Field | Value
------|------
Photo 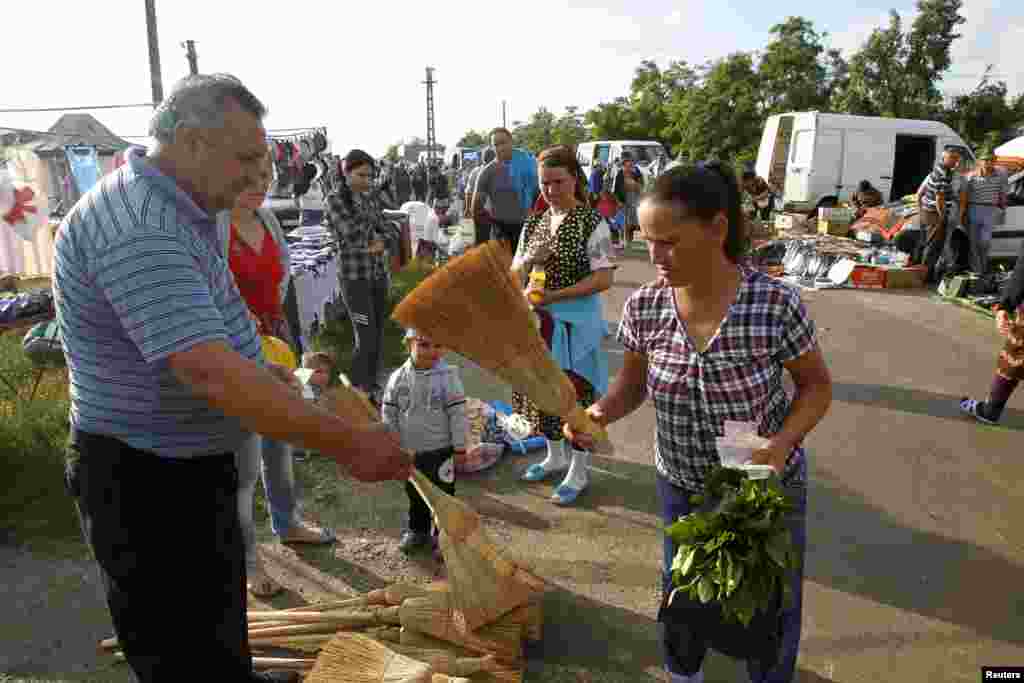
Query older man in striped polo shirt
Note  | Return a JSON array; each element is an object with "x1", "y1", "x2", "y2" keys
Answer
[
  {"x1": 959, "y1": 149, "x2": 1009, "y2": 275},
  {"x1": 917, "y1": 147, "x2": 962, "y2": 284},
  {"x1": 53, "y1": 74, "x2": 410, "y2": 682}
]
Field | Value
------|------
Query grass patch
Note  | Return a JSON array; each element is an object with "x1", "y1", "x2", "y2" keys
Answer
[
  {"x1": 312, "y1": 260, "x2": 435, "y2": 386},
  {"x1": 0, "y1": 333, "x2": 79, "y2": 552}
]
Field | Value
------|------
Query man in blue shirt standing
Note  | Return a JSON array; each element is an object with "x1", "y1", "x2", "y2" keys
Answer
[
  {"x1": 54, "y1": 74, "x2": 410, "y2": 682},
  {"x1": 471, "y1": 127, "x2": 538, "y2": 254}
]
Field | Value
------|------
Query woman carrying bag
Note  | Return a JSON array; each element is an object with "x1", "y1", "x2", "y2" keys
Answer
[{"x1": 566, "y1": 164, "x2": 832, "y2": 682}]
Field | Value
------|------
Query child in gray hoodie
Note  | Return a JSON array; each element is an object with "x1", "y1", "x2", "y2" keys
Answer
[{"x1": 382, "y1": 329, "x2": 467, "y2": 553}]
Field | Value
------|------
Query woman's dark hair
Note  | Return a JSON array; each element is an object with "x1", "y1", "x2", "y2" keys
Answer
[
  {"x1": 858, "y1": 180, "x2": 872, "y2": 193},
  {"x1": 537, "y1": 145, "x2": 588, "y2": 204},
  {"x1": 343, "y1": 149, "x2": 375, "y2": 175},
  {"x1": 483, "y1": 148, "x2": 496, "y2": 164},
  {"x1": 741, "y1": 169, "x2": 756, "y2": 181},
  {"x1": 648, "y1": 162, "x2": 746, "y2": 263}
]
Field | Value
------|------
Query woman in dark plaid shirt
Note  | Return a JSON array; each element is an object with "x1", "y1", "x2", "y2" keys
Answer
[
  {"x1": 567, "y1": 164, "x2": 832, "y2": 683},
  {"x1": 324, "y1": 149, "x2": 402, "y2": 400}
]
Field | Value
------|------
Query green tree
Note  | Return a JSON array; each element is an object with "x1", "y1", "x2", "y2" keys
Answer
[
  {"x1": 553, "y1": 106, "x2": 588, "y2": 147},
  {"x1": 384, "y1": 143, "x2": 400, "y2": 162},
  {"x1": 511, "y1": 107, "x2": 558, "y2": 153},
  {"x1": 584, "y1": 98, "x2": 636, "y2": 141},
  {"x1": 457, "y1": 130, "x2": 489, "y2": 148},
  {"x1": 665, "y1": 53, "x2": 763, "y2": 163},
  {"x1": 758, "y1": 17, "x2": 829, "y2": 114},
  {"x1": 943, "y1": 72, "x2": 1021, "y2": 148},
  {"x1": 835, "y1": 0, "x2": 965, "y2": 118}
]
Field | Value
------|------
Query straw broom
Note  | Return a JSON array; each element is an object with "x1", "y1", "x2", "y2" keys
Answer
[
  {"x1": 326, "y1": 374, "x2": 546, "y2": 634},
  {"x1": 384, "y1": 644, "x2": 499, "y2": 677},
  {"x1": 306, "y1": 632, "x2": 433, "y2": 683},
  {"x1": 111, "y1": 652, "x2": 315, "y2": 671},
  {"x1": 399, "y1": 593, "x2": 524, "y2": 662},
  {"x1": 391, "y1": 240, "x2": 610, "y2": 450},
  {"x1": 248, "y1": 606, "x2": 400, "y2": 639},
  {"x1": 406, "y1": 473, "x2": 545, "y2": 633}
]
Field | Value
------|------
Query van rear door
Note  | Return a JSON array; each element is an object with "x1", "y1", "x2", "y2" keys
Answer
[
  {"x1": 841, "y1": 130, "x2": 895, "y2": 201},
  {"x1": 785, "y1": 128, "x2": 816, "y2": 203}
]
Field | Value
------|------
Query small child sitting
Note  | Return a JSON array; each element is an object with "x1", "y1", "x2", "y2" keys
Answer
[{"x1": 382, "y1": 329, "x2": 467, "y2": 554}]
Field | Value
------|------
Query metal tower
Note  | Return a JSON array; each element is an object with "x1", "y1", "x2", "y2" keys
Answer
[{"x1": 423, "y1": 67, "x2": 437, "y2": 163}]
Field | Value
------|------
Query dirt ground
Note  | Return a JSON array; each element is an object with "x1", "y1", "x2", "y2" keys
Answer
[{"x1": 2, "y1": 245, "x2": 1023, "y2": 682}]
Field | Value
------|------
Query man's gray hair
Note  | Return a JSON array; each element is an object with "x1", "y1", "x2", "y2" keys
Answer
[{"x1": 149, "y1": 73, "x2": 267, "y2": 144}]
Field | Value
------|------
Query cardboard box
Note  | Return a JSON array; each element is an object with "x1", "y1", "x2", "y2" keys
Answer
[
  {"x1": 848, "y1": 265, "x2": 886, "y2": 289},
  {"x1": 775, "y1": 213, "x2": 808, "y2": 231},
  {"x1": 881, "y1": 265, "x2": 927, "y2": 289},
  {"x1": 818, "y1": 219, "x2": 852, "y2": 237}
]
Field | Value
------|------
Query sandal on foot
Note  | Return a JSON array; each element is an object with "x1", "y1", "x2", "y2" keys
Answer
[
  {"x1": 280, "y1": 521, "x2": 336, "y2": 545},
  {"x1": 959, "y1": 397, "x2": 998, "y2": 425},
  {"x1": 247, "y1": 566, "x2": 283, "y2": 598}
]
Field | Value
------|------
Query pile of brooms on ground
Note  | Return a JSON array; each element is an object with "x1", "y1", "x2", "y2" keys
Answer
[{"x1": 99, "y1": 241, "x2": 611, "y2": 681}]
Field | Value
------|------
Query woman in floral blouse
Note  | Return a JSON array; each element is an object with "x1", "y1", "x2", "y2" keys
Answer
[
  {"x1": 567, "y1": 163, "x2": 832, "y2": 682},
  {"x1": 512, "y1": 145, "x2": 615, "y2": 506}
]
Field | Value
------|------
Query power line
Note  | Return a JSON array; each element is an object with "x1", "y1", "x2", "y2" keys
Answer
[{"x1": 0, "y1": 103, "x2": 154, "y2": 114}]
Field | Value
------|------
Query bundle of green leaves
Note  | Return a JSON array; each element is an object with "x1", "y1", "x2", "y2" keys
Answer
[{"x1": 666, "y1": 466, "x2": 796, "y2": 627}]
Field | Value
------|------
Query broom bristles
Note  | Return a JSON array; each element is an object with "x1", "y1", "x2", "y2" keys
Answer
[
  {"x1": 408, "y1": 469, "x2": 480, "y2": 542},
  {"x1": 399, "y1": 593, "x2": 524, "y2": 662},
  {"x1": 392, "y1": 241, "x2": 610, "y2": 447},
  {"x1": 438, "y1": 529, "x2": 539, "y2": 634},
  {"x1": 307, "y1": 633, "x2": 433, "y2": 683}
]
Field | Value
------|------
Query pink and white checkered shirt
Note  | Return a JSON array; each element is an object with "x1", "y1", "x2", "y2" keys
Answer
[{"x1": 617, "y1": 267, "x2": 817, "y2": 492}]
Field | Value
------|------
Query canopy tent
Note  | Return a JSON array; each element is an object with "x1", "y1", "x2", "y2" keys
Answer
[{"x1": 995, "y1": 136, "x2": 1024, "y2": 158}]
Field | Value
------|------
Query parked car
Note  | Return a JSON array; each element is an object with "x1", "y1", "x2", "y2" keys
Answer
[
  {"x1": 756, "y1": 112, "x2": 974, "y2": 214},
  {"x1": 577, "y1": 140, "x2": 667, "y2": 181}
]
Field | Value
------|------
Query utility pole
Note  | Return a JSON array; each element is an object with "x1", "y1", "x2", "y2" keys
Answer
[
  {"x1": 183, "y1": 40, "x2": 198, "y2": 76},
  {"x1": 423, "y1": 67, "x2": 437, "y2": 164},
  {"x1": 144, "y1": 0, "x2": 164, "y2": 106},
  {"x1": 502, "y1": 101, "x2": 507, "y2": 129}
]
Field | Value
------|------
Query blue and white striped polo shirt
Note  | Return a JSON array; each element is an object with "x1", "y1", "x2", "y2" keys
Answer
[{"x1": 53, "y1": 147, "x2": 262, "y2": 458}]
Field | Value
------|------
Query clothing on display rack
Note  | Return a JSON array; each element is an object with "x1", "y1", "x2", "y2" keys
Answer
[{"x1": 65, "y1": 146, "x2": 102, "y2": 195}]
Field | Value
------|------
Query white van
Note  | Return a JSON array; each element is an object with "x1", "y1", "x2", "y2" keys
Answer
[
  {"x1": 756, "y1": 112, "x2": 974, "y2": 213},
  {"x1": 577, "y1": 140, "x2": 667, "y2": 180}
]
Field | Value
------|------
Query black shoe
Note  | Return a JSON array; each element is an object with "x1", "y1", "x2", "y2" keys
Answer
[
  {"x1": 399, "y1": 530, "x2": 430, "y2": 553},
  {"x1": 253, "y1": 671, "x2": 302, "y2": 683}
]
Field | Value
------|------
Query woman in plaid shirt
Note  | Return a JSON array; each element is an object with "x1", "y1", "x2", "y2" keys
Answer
[
  {"x1": 324, "y1": 149, "x2": 402, "y2": 401},
  {"x1": 567, "y1": 163, "x2": 832, "y2": 683}
]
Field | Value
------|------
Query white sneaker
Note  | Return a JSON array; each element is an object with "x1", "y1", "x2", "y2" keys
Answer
[
  {"x1": 522, "y1": 439, "x2": 570, "y2": 481},
  {"x1": 552, "y1": 449, "x2": 591, "y2": 505}
]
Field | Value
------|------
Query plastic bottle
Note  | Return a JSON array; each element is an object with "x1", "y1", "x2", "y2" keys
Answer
[{"x1": 528, "y1": 266, "x2": 547, "y2": 306}]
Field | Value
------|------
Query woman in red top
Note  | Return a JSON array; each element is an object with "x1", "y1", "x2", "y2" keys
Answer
[{"x1": 224, "y1": 153, "x2": 335, "y2": 599}]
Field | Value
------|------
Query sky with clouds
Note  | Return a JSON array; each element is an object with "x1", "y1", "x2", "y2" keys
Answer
[{"x1": 3, "y1": 0, "x2": 1021, "y2": 156}]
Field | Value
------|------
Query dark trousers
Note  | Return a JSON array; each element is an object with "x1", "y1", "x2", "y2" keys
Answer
[
  {"x1": 492, "y1": 219, "x2": 524, "y2": 256},
  {"x1": 657, "y1": 471, "x2": 807, "y2": 682},
  {"x1": 475, "y1": 219, "x2": 492, "y2": 246},
  {"x1": 405, "y1": 447, "x2": 456, "y2": 534},
  {"x1": 339, "y1": 277, "x2": 389, "y2": 393},
  {"x1": 919, "y1": 209, "x2": 947, "y2": 283},
  {"x1": 65, "y1": 430, "x2": 256, "y2": 682}
]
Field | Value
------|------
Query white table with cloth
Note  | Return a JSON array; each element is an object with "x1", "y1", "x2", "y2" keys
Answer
[{"x1": 287, "y1": 226, "x2": 340, "y2": 350}]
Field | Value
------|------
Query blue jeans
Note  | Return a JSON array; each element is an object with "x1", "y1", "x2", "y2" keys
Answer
[
  {"x1": 236, "y1": 434, "x2": 299, "y2": 568},
  {"x1": 657, "y1": 465, "x2": 807, "y2": 683}
]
